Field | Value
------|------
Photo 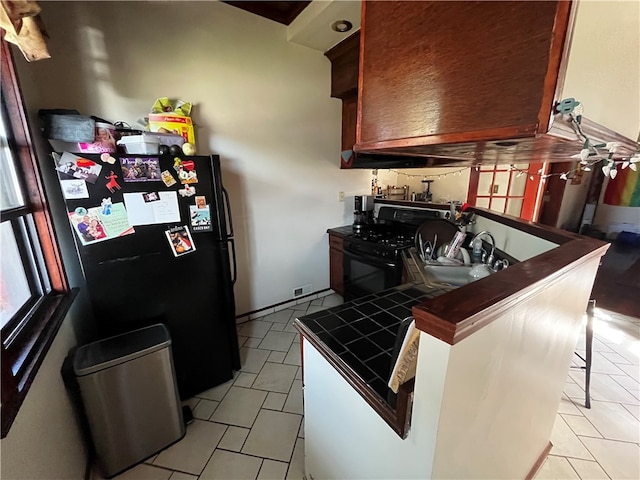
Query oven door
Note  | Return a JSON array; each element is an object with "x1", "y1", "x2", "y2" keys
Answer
[{"x1": 343, "y1": 245, "x2": 402, "y2": 301}]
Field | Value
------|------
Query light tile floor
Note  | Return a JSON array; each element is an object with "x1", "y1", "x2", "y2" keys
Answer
[
  {"x1": 535, "y1": 308, "x2": 640, "y2": 480},
  {"x1": 107, "y1": 295, "x2": 639, "y2": 480}
]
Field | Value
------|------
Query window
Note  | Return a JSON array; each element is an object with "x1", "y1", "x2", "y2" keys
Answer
[
  {"x1": 1, "y1": 39, "x2": 77, "y2": 438},
  {"x1": 467, "y1": 162, "x2": 545, "y2": 221}
]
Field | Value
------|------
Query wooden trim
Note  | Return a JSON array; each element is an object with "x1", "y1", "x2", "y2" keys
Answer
[
  {"x1": 298, "y1": 334, "x2": 304, "y2": 385},
  {"x1": 324, "y1": 30, "x2": 360, "y2": 61},
  {"x1": 1, "y1": 38, "x2": 78, "y2": 438},
  {"x1": 537, "y1": 1, "x2": 573, "y2": 132},
  {"x1": 355, "y1": 124, "x2": 539, "y2": 153},
  {"x1": 355, "y1": 0, "x2": 367, "y2": 146},
  {"x1": 295, "y1": 319, "x2": 414, "y2": 439},
  {"x1": 552, "y1": 0, "x2": 580, "y2": 117},
  {"x1": 526, "y1": 442, "x2": 553, "y2": 480},
  {"x1": 412, "y1": 238, "x2": 608, "y2": 345},
  {"x1": 235, "y1": 288, "x2": 332, "y2": 321},
  {"x1": 1, "y1": 288, "x2": 79, "y2": 438},
  {"x1": 1, "y1": 41, "x2": 68, "y2": 292},
  {"x1": 466, "y1": 167, "x2": 480, "y2": 205},
  {"x1": 326, "y1": 33, "x2": 360, "y2": 100},
  {"x1": 537, "y1": 161, "x2": 572, "y2": 227},
  {"x1": 547, "y1": 115, "x2": 638, "y2": 157},
  {"x1": 520, "y1": 162, "x2": 544, "y2": 221}
]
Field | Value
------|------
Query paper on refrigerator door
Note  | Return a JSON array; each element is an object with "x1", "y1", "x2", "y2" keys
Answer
[{"x1": 123, "y1": 191, "x2": 181, "y2": 225}]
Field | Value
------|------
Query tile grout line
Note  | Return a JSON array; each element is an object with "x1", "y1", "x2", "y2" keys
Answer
[{"x1": 560, "y1": 412, "x2": 606, "y2": 441}]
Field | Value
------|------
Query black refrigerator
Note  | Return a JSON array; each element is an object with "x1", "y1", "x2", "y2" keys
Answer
[{"x1": 54, "y1": 152, "x2": 240, "y2": 399}]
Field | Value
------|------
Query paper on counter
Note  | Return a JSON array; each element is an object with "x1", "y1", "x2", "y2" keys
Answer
[{"x1": 123, "y1": 191, "x2": 181, "y2": 226}]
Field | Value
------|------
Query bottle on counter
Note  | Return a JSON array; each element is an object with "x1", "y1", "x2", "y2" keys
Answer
[{"x1": 472, "y1": 236, "x2": 483, "y2": 262}]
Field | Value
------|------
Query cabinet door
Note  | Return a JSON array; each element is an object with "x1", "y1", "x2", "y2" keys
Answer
[
  {"x1": 342, "y1": 94, "x2": 358, "y2": 153},
  {"x1": 357, "y1": 1, "x2": 569, "y2": 150},
  {"x1": 329, "y1": 235, "x2": 344, "y2": 295}
]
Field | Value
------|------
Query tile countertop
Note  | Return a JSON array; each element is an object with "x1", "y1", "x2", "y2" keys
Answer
[
  {"x1": 326, "y1": 225, "x2": 354, "y2": 237},
  {"x1": 295, "y1": 282, "x2": 449, "y2": 407}
]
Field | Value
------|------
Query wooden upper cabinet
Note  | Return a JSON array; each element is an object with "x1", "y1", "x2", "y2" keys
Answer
[
  {"x1": 357, "y1": 1, "x2": 571, "y2": 151},
  {"x1": 325, "y1": 31, "x2": 360, "y2": 100},
  {"x1": 326, "y1": 32, "x2": 361, "y2": 165}
]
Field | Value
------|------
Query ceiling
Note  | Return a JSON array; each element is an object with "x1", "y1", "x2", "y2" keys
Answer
[
  {"x1": 221, "y1": 1, "x2": 312, "y2": 25},
  {"x1": 222, "y1": 0, "x2": 362, "y2": 52}
]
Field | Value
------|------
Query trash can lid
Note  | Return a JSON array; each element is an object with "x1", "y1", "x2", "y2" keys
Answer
[{"x1": 74, "y1": 323, "x2": 172, "y2": 376}]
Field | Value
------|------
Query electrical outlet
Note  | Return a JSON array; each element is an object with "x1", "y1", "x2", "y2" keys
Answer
[{"x1": 338, "y1": 191, "x2": 345, "y2": 202}]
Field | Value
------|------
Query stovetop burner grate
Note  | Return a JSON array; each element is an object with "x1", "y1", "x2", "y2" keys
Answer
[{"x1": 348, "y1": 225, "x2": 416, "y2": 251}]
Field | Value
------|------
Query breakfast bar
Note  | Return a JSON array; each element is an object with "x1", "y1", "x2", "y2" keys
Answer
[{"x1": 295, "y1": 207, "x2": 609, "y2": 480}]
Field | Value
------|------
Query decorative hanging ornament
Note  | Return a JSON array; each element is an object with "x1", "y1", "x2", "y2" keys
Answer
[
  {"x1": 560, "y1": 172, "x2": 568, "y2": 181},
  {"x1": 609, "y1": 167, "x2": 618, "y2": 179},
  {"x1": 570, "y1": 148, "x2": 591, "y2": 163},
  {"x1": 630, "y1": 163, "x2": 637, "y2": 172},
  {"x1": 606, "y1": 142, "x2": 621, "y2": 153},
  {"x1": 602, "y1": 163, "x2": 611, "y2": 177},
  {"x1": 555, "y1": 97, "x2": 580, "y2": 114},
  {"x1": 622, "y1": 161, "x2": 630, "y2": 170}
]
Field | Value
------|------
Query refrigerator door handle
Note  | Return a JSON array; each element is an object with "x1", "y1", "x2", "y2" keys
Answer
[
  {"x1": 222, "y1": 187, "x2": 234, "y2": 238},
  {"x1": 228, "y1": 238, "x2": 237, "y2": 285}
]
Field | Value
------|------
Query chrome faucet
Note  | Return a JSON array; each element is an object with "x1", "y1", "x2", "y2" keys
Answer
[{"x1": 471, "y1": 231, "x2": 496, "y2": 266}]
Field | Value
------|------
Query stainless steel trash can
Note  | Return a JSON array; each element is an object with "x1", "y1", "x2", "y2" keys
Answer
[{"x1": 74, "y1": 324, "x2": 185, "y2": 478}]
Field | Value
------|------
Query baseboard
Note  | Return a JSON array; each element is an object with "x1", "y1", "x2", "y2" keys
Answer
[
  {"x1": 525, "y1": 441, "x2": 553, "y2": 480},
  {"x1": 235, "y1": 288, "x2": 334, "y2": 324}
]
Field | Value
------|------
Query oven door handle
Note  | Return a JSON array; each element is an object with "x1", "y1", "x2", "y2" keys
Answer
[{"x1": 343, "y1": 247, "x2": 398, "y2": 269}]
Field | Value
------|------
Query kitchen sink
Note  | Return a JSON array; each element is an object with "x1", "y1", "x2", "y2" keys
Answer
[
  {"x1": 423, "y1": 262, "x2": 495, "y2": 287},
  {"x1": 423, "y1": 264, "x2": 474, "y2": 287}
]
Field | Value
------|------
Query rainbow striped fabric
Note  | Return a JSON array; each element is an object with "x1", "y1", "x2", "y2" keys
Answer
[{"x1": 604, "y1": 167, "x2": 640, "y2": 207}]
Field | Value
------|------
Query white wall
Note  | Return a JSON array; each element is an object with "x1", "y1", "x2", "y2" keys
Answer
[
  {"x1": 376, "y1": 167, "x2": 470, "y2": 203},
  {"x1": 17, "y1": 1, "x2": 370, "y2": 315},
  {"x1": 303, "y1": 337, "x2": 450, "y2": 479},
  {"x1": 562, "y1": 1, "x2": 640, "y2": 141},
  {"x1": 594, "y1": 204, "x2": 640, "y2": 237},
  {"x1": 557, "y1": 170, "x2": 592, "y2": 231},
  {"x1": 562, "y1": 0, "x2": 640, "y2": 235},
  {"x1": 470, "y1": 215, "x2": 558, "y2": 261},
  {"x1": 0, "y1": 317, "x2": 87, "y2": 480}
]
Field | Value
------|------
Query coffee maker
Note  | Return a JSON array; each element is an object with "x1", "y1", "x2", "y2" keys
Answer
[{"x1": 353, "y1": 195, "x2": 374, "y2": 233}]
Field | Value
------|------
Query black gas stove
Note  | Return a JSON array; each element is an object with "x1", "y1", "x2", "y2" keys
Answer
[
  {"x1": 345, "y1": 207, "x2": 443, "y2": 256},
  {"x1": 342, "y1": 207, "x2": 445, "y2": 300},
  {"x1": 345, "y1": 227, "x2": 415, "y2": 260}
]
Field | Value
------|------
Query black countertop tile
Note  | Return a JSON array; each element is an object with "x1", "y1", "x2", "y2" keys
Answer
[
  {"x1": 329, "y1": 325, "x2": 361, "y2": 344},
  {"x1": 370, "y1": 310, "x2": 401, "y2": 330},
  {"x1": 337, "y1": 308, "x2": 366, "y2": 323},
  {"x1": 327, "y1": 225, "x2": 354, "y2": 238},
  {"x1": 368, "y1": 329, "x2": 396, "y2": 350},
  {"x1": 351, "y1": 318, "x2": 384, "y2": 336},
  {"x1": 297, "y1": 281, "x2": 448, "y2": 409},
  {"x1": 346, "y1": 337, "x2": 380, "y2": 362},
  {"x1": 353, "y1": 302, "x2": 381, "y2": 316}
]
